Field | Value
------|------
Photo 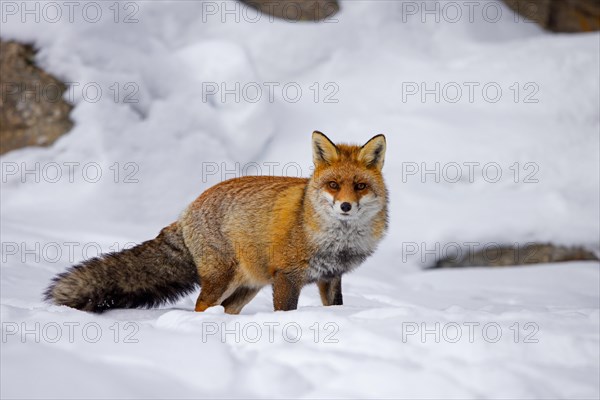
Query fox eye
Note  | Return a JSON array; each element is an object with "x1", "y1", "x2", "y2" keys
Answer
[
  {"x1": 355, "y1": 183, "x2": 367, "y2": 191},
  {"x1": 328, "y1": 181, "x2": 339, "y2": 190}
]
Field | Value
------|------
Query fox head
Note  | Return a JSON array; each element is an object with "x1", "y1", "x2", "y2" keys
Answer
[{"x1": 309, "y1": 131, "x2": 387, "y2": 222}]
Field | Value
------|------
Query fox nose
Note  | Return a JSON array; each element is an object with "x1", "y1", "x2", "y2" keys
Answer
[{"x1": 340, "y1": 202, "x2": 352, "y2": 212}]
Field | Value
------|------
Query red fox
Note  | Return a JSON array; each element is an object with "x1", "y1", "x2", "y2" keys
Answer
[{"x1": 45, "y1": 132, "x2": 388, "y2": 313}]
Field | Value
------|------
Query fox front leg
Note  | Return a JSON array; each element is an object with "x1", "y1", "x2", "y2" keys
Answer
[
  {"x1": 318, "y1": 275, "x2": 343, "y2": 306},
  {"x1": 272, "y1": 270, "x2": 303, "y2": 311}
]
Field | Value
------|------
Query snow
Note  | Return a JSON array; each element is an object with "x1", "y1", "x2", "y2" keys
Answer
[{"x1": 1, "y1": 0, "x2": 599, "y2": 398}]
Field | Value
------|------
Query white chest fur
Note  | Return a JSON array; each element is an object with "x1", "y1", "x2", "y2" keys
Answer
[{"x1": 307, "y1": 219, "x2": 379, "y2": 281}]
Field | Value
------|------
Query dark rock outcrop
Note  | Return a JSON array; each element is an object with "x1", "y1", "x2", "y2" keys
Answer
[
  {"x1": 503, "y1": 0, "x2": 600, "y2": 32},
  {"x1": 434, "y1": 243, "x2": 599, "y2": 268},
  {"x1": 0, "y1": 40, "x2": 73, "y2": 155},
  {"x1": 239, "y1": 0, "x2": 339, "y2": 21}
]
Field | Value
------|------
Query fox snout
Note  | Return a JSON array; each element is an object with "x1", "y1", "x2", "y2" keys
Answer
[
  {"x1": 334, "y1": 199, "x2": 357, "y2": 217},
  {"x1": 340, "y1": 202, "x2": 352, "y2": 213},
  {"x1": 323, "y1": 187, "x2": 384, "y2": 221}
]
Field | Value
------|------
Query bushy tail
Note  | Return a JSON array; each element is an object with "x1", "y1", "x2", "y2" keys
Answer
[{"x1": 44, "y1": 222, "x2": 199, "y2": 312}]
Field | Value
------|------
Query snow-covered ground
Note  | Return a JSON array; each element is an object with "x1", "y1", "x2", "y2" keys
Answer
[{"x1": 1, "y1": 1, "x2": 599, "y2": 398}]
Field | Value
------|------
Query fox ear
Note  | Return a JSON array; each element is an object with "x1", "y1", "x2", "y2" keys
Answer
[
  {"x1": 312, "y1": 131, "x2": 339, "y2": 166},
  {"x1": 359, "y1": 134, "x2": 386, "y2": 170}
]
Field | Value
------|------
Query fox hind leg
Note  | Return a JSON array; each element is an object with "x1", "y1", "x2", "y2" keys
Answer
[
  {"x1": 221, "y1": 286, "x2": 260, "y2": 315},
  {"x1": 193, "y1": 248, "x2": 237, "y2": 312},
  {"x1": 195, "y1": 279, "x2": 236, "y2": 312}
]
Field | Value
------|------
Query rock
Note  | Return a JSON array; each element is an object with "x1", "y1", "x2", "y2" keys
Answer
[
  {"x1": 239, "y1": 0, "x2": 339, "y2": 21},
  {"x1": 0, "y1": 40, "x2": 73, "y2": 155},
  {"x1": 503, "y1": 0, "x2": 600, "y2": 32},
  {"x1": 434, "y1": 243, "x2": 599, "y2": 268}
]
